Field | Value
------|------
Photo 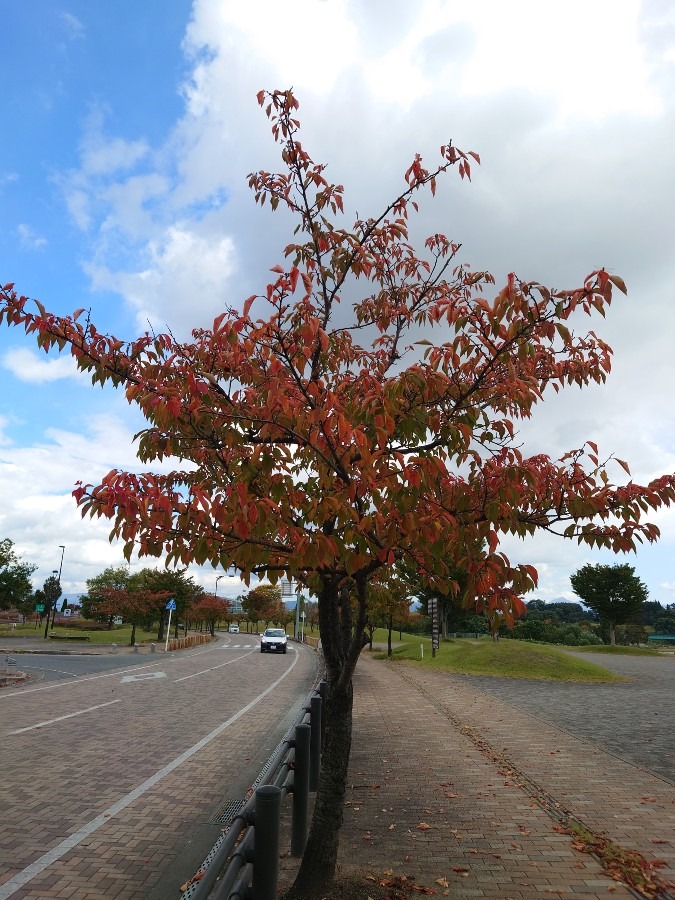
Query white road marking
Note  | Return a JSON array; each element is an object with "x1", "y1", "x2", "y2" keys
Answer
[
  {"x1": 0, "y1": 652, "x2": 299, "y2": 899},
  {"x1": 8, "y1": 700, "x2": 122, "y2": 735},
  {"x1": 173, "y1": 647, "x2": 257, "y2": 682},
  {"x1": 0, "y1": 642, "x2": 230, "y2": 700},
  {"x1": 0, "y1": 659, "x2": 173, "y2": 699},
  {"x1": 120, "y1": 672, "x2": 167, "y2": 683},
  {"x1": 18, "y1": 665, "x2": 79, "y2": 677}
]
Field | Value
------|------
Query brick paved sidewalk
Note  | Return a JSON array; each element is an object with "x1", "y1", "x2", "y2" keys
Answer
[{"x1": 302, "y1": 654, "x2": 674, "y2": 899}]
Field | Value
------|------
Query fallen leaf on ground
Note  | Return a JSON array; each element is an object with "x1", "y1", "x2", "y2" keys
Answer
[{"x1": 179, "y1": 871, "x2": 204, "y2": 892}]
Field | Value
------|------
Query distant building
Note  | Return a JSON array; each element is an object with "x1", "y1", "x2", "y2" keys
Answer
[{"x1": 228, "y1": 596, "x2": 244, "y2": 614}]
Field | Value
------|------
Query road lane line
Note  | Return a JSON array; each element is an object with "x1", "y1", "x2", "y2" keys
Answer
[
  {"x1": 173, "y1": 647, "x2": 258, "y2": 682},
  {"x1": 9, "y1": 700, "x2": 122, "y2": 734},
  {"x1": 18, "y1": 664, "x2": 79, "y2": 677},
  {"x1": 0, "y1": 659, "x2": 173, "y2": 698},
  {"x1": 0, "y1": 651, "x2": 299, "y2": 899},
  {"x1": 0, "y1": 642, "x2": 228, "y2": 700}
]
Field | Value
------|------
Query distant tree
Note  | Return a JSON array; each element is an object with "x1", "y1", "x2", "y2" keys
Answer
[
  {"x1": 654, "y1": 606, "x2": 675, "y2": 635},
  {"x1": 398, "y1": 545, "x2": 484, "y2": 639},
  {"x1": 81, "y1": 566, "x2": 131, "y2": 624},
  {"x1": 365, "y1": 574, "x2": 412, "y2": 656},
  {"x1": 570, "y1": 563, "x2": 648, "y2": 645},
  {"x1": 133, "y1": 567, "x2": 203, "y2": 639},
  {"x1": 0, "y1": 538, "x2": 36, "y2": 612},
  {"x1": 42, "y1": 575, "x2": 62, "y2": 639},
  {"x1": 190, "y1": 594, "x2": 230, "y2": 636},
  {"x1": 640, "y1": 600, "x2": 668, "y2": 628},
  {"x1": 524, "y1": 599, "x2": 590, "y2": 623},
  {"x1": 95, "y1": 586, "x2": 170, "y2": 646},
  {"x1": 242, "y1": 584, "x2": 282, "y2": 629},
  {"x1": 305, "y1": 600, "x2": 318, "y2": 633},
  {"x1": 526, "y1": 599, "x2": 546, "y2": 616}
]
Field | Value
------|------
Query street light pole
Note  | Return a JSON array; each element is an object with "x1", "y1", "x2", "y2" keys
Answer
[
  {"x1": 43, "y1": 546, "x2": 65, "y2": 639},
  {"x1": 51, "y1": 545, "x2": 65, "y2": 628},
  {"x1": 215, "y1": 575, "x2": 224, "y2": 597}
]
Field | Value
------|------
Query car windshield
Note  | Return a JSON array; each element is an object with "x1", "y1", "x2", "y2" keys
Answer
[{"x1": 265, "y1": 629, "x2": 286, "y2": 637}]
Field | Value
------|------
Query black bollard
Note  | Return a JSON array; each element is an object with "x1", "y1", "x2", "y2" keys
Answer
[
  {"x1": 291, "y1": 723, "x2": 311, "y2": 857},
  {"x1": 309, "y1": 694, "x2": 322, "y2": 791},
  {"x1": 252, "y1": 785, "x2": 281, "y2": 900}
]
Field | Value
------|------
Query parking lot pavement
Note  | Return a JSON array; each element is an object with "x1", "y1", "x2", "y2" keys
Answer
[{"x1": 454, "y1": 651, "x2": 675, "y2": 783}]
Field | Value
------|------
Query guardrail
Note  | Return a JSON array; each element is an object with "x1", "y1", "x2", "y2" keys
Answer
[{"x1": 183, "y1": 678, "x2": 326, "y2": 900}]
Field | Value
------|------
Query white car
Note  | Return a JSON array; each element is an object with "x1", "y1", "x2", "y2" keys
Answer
[
  {"x1": 228, "y1": 624, "x2": 239, "y2": 633},
  {"x1": 260, "y1": 628, "x2": 287, "y2": 653}
]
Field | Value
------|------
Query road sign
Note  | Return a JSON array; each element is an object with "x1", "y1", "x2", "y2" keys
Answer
[
  {"x1": 35, "y1": 604, "x2": 45, "y2": 613},
  {"x1": 166, "y1": 599, "x2": 176, "y2": 610}
]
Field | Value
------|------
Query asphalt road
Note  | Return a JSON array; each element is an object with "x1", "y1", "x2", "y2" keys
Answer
[
  {"x1": 0, "y1": 637, "x2": 318, "y2": 899},
  {"x1": 2, "y1": 635, "x2": 264, "y2": 683}
]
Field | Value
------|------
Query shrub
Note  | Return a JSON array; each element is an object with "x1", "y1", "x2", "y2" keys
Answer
[{"x1": 509, "y1": 620, "x2": 602, "y2": 646}]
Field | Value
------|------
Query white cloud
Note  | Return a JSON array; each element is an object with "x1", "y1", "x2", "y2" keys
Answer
[
  {"x1": 17, "y1": 224, "x2": 48, "y2": 250},
  {"x1": 1, "y1": 171, "x2": 19, "y2": 192},
  {"x1": 1, "y1": 348, "x2": 86, "y2": 383},
  {"x1": 86, "y1": 223, "x2": 236, "y2": 331},
  {"x1": 60, "y1": 11, "x2": 85, "y2": 41},
  {"x1": 0, "y1": 412, "x2": 211, "y2": 594},
  {"x1": 80, "y1": 111, "x2": 149, "y2": 177}
]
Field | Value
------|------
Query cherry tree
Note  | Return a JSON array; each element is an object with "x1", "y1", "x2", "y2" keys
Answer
[{"x1": 2, "y1": 89, "x2": 674, "y2": 896}]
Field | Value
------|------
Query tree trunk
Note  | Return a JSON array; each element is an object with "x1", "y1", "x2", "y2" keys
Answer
[
  {"x1": 387, "y1": 614, "x2": 393, "y2": 657},
  {"x1": 130, "y1": 623, "x2": 136, "y2": 647},
  {"x1": 157, "y1": 613, "x2": 165, "y2": 643},
  {"x1": 286, "y1": 677, "x2": 354, "y2": 898},
  {"x1": 287, "y1": 575, "x2": 367, "y2": 898},
  {"x1": 609, "y1": 621, "x2": 616, "y2": 645}
]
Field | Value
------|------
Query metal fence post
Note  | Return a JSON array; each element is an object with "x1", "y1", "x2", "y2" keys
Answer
[
  {"x1": 291, "y1": 723, "x2": 311, "y2": 857},
  {"x1": 252, "y1": 785, "x2": 281, "y2": 900},
  {"x1": 309, "y1": 694, "x2": 322, "y2": 791}
]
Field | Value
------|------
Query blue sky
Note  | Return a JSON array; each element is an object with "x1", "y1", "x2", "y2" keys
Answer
[{"x1": 2, "y1": 1, "x2": 675, "y2": 607}]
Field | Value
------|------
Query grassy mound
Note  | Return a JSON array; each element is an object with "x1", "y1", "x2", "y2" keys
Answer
[{"x1": 370, "y1": 633, "x2": 627, "y2": 682}]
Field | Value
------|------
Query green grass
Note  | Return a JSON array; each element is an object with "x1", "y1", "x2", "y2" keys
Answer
[
  {"x1": 367, "y1": 631, "x2": 627, "y2": 682},
  {"x1": 0, "y1": 623, "x2": 161, "y2": 644}
]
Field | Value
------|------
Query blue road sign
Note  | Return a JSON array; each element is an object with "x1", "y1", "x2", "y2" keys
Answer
[{"x1": 166, "y1": 598, "x2": 177, "y2": 610}]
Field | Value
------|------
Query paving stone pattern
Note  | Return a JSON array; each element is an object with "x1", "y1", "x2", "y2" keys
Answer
[
  {"x1": 0, "y1": 641, "x2": 318, "y2": 899},
  {"x1": 455, "y1": 651, "x2": 675, "y2": 784},
  {"x1": 326, "y1": 655, "x2": 674, "y2": 899},
  {"x1": 3, "y1": 642, "x2": 675, "y2": 898}
]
